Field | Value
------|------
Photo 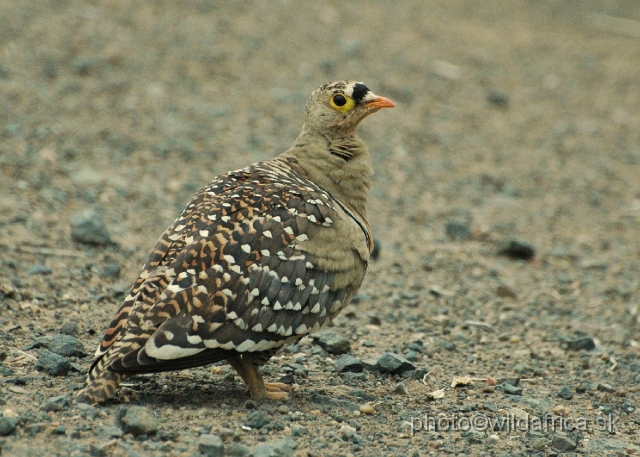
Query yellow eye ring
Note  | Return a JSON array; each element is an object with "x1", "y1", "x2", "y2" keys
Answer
[{"x1": 330, "y1": 93, "x2": 356, "y2": 112}]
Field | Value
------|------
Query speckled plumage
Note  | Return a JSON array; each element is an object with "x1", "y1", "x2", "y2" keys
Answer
[{"x1": 76, "y1": 81, "x2": 394, "y2": 404}]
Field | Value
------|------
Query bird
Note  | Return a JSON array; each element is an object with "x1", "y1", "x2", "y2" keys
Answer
[{"x1": 76, "y1": 80, "x2": 395, "y2": 404}]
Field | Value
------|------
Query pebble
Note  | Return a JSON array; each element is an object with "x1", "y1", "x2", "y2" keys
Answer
[
  {"x1": 597, "y1": 383, "x2": 614, "y2": 393},
  {"x1": 500, "y1": 240, "x2": 535, "y2": 260},
  {"x1": 359, "y1": 404, "x2": 374, "y2": 414},
  {"x1": 42, "y1": 395, "x2": 72, "y2": 412},
  {"x1": 445, "y1": 220, "x2": 471, "y2": 241},
  {"x1": 227, "y1": 442, "x2": 251, "y2": 456},
  {"x1": 69, "y1": 209, "x2": 113, "y2": 245},
  {"x1": 552, "y1": 434, "x2": 577, "y2": 452},
  {"x1": 245, "y1": 410, "x2": 270, "y2": 429},
  {"x1": 565, "y1": 335, "x2": 596, "y2": 351},
  {"x1": 335, "y1": 354, "x2": 363, "y2": 373},
  {"x1": 102, "y1": 263, "x2": 121, "y2": 278},
  {"x1": 487, "y1": 88, "x2": 509, "y2": 107},
  {"x1": 0, "y1": 417, "x2": 17, "y2": 436},
  {"x1": 291, "y1": 424, "x2": 308, "y2": 436},
  {"x1": 58, "y1": 322, "x2": 78, "y2": 336},
  {"x1": 498, "y1": 382, "x2": 523, "y2": 395},
  {"x1": 313, "y1": 332, "x2": 351, "y2": 355},
  {"x1": 28, "y1": 264, "x2": 52, "y2": 275},
  {"x1": 557, "y1": 385, "x2": 573, "y2": 400},
  {"x1": 48, "y1": 334, "x2": 87, "y2": 357},
  {"x1": 371, "y1": 237, "x2": 381, "y2": 261},
  {"x1": 35, "y1": 350, "x2": 70, "y2": 376},
  {"x1": 251, "y1": 439, "x2": 295, "y2": 457},
  {"x1": 377, "y1": 352, "x2": 415, "y2": 374},
  {"x1": 197, "y1": 434, "x2": 224, "y2": 457},
  {"x1": 395, "y1": 382, "x2": 409, "y2": 395},
  {"x1": 119, "y1": 406, "x2": 158, "y2": 436}
]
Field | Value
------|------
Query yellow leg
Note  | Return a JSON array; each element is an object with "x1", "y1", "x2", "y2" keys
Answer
[{"x1": 227, "y1": 356, "x2": 289, "y2": 400}]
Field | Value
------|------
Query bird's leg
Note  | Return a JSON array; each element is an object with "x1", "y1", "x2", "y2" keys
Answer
[{"x1": 227, "y1": 356, "x2": 289, "y2": 400}]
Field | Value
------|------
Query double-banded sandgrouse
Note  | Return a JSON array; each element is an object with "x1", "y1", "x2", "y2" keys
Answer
[{"x1": 76, "y1": 81, "x2": 395, "y2": 404}]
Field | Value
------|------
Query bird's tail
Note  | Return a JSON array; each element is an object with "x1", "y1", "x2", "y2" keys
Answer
[{"x1": 75, "y1": 358, "x2": 128, "y2": 404}]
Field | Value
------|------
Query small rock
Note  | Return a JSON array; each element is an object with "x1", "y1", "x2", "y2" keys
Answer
[
  {"x1": 48, "y1": 334, "x2": 87, "y2": 357},
  {"x1": 565, "y1": 336, "x2": 596, "y2": 351},
  {"x1": 445, "y1": 221, "x2": 471, "y2": 241},
  {"x1": 395, "y1": 382, "x2": 409, "y2": 395},
  {"x1": 102, "y1": 263, "x2": 121, "y2": 278},
  {"x1": 251, "y1": 439, "x2": 295, "y2": 457},
  {"x1": 58, "y1": 322, "x2": 78, "y2": 336},
  {"x1": 500, "y1": 240, "x2": 535, "y2": 260},
  {"x1": 28, "y1": 264, "x2": 52, "y2": 275},
  {"x1": 487, "y1": 88, "x2": 509, "y2": 108},
  {"x1": 291, "y1": 424, "x2": 308, "y2": 436},
  {"x1": 377, "y1": 352, "x2": 415, "y2": 374},
  {"x1": 497, "y1": 382, "x2": 523, "y2": 395},
  {"x1": 51, "y1": 425, "x2": 66, "y2": 435},
  {"x1": 35, "y1": 350, "x2": 70, "y2": 376},
  {"x1": 359, "y1": 404, "x2": 374, "y2": 414},
  {"x1": 335, "y1": 355, "x2": 363, "y2": 373},
  {"x1": 42, "y1": 395, "x2": 72, "y2": 412},
  {"x1": 120, "y1": 406, "x2": 158, "y2": 436},
  {"x1": 557, "y1": 385, "x2": 573, "y2": 400},
  {"x1": 245, "y1": 410, "x2": 270, "y2": 429},
  {"x1": 597, "y1": 383, "x2": 614, "y2": 393},
  {"x1": 0, "y1": 417, "x2": 17, "y2": 436},
  {"x1": 552, "y1": 434, "x2": 577, "y2": 452},
  {"x1": 69, "y1": 209, "x2": 113, "y2": 245},
  {"x1": 198, "y1": 434, "x2": 224, "y2": 457},
  {"x1": 227, "y1": 443, "x2": 251, "y2": 456},
  {"x1": 313, "y1": 332, "x2": 351, "y2": 355},
  {"x1": 371, "y1": 237, "x2": 381, "y2": 261}
]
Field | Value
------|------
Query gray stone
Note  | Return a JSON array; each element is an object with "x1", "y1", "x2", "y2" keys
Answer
[
  {"x1": 28, "y1": 264, "x2": 52, "y2": 275},
  {"x1": 120, "y1": 406, "x2": 158, "y2": 436},
  {"x1": 48, "y1": 334, "x2": 87, "y2": 358},
  {"x1": 198, "y1": 434, "x2": 224, "y2": 457},
  {"x1": 97, "y1": 425, "x2": 124, "y2": 439},
  {"x1": 335, "y1": 354, "x2": 363, "y2": 373},
  {"x1": 498, "y1": 382, "x2": 523, "y2": 395},
  {"x1": 557, "y1": 385, "x2": 573, "y2": 400},
  {"x1": 102, "y1": 263, "x2": 121, "y2": 278},
  {"x1": 251, "y1": 439, "x2": 295, "y2": 457},
  {"x1": 583, "y1": 438, "x2": 640, "y2": 454},
  {"x1": 500, "y1": 240, "x2": 535, "y2": 260},
  {"x1": 35, "y1": 350, "x2": 70, "y2": 376},
  {"x1": 597, "y1": 383, "x2": 614, "y2": 393},
  {"x1": 313, "y1": 332, "x2": 351, "y2": 355},
  {"x1": 69, "y1": 209, "x2": 113, "y2": 245},
  {"x1": 552, "y1": 434, "x2": 577, "y2": 452},
  {"x1": 445, "y1": 220, "x2": 471, "y2": 241},
  {"x1": 245, "y1": 410, "x2": 270, "y2": 429},
  {"x1": 291, "y1": 424, "x2": 308, "y2": 436},
  {"x1": 0, "y1": 417, "x2": 17, "y2": 436},
  {"x1": 227, "y1": 442, "x2": 251, "y2": 456},
  {"x1": 59, "y1": 322, "x2": 78, "y2": 336},
  {"x1": 395, "y1": 382, "x2": 409, "y2": 395},
  {"x1": 377, "y1": 352, "x2": 415, "y2": 374},
  {"x1": 43, "y1": 395, "x2": 72, "y2": 412},
  {"x1": 565, "y1": 336, "x2": 596, "y2": 351}
]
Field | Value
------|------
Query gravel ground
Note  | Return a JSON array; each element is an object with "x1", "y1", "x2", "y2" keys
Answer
[{"x1": 1, "y1": 1, "x2": 640, "y2": 456}]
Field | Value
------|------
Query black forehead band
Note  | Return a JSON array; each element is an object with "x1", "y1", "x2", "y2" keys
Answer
[{"x1": 351, "y1": 83, "x2": 369, "y2": 102}]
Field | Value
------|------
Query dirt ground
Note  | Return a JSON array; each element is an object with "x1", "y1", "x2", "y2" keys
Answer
[{"x1": 1, "y1": 1, "x2": 640, "y2": 456}]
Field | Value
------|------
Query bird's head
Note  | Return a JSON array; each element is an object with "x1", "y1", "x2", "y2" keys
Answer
[{"x1": 303, "y1": 81, "x2": 395, "y2": 135}]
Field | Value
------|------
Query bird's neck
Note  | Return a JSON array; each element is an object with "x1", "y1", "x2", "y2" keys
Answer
[{"x1": 279, "y1": 128, "x2": 373, "y2": 221}]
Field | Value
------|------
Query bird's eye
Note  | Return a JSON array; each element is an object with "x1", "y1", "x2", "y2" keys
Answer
[
  {"x1": 329, "y1": 93, "x2": 355, "y2": 112},
  {"x1": 333, "y1": 94, "x2": 347, "y2": 106}
]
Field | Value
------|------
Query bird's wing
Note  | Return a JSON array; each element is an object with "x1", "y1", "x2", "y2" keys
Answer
[{"x1": 93, "y1": 161, "x2": 368, "y2": 374}]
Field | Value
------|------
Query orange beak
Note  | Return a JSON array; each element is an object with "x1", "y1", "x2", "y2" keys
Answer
[{"x1": 366, "y1": 96, "x2": 396, "y2": 109}]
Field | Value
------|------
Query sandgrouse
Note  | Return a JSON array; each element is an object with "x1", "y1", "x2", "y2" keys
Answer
[{"x1": 76, "y1": 81, "x2": 395, "y2": 404}]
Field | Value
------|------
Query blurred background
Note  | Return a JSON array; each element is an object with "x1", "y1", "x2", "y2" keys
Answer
[{"x1": 1, "y1": 0, "x2": 639, "y2": 258}]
